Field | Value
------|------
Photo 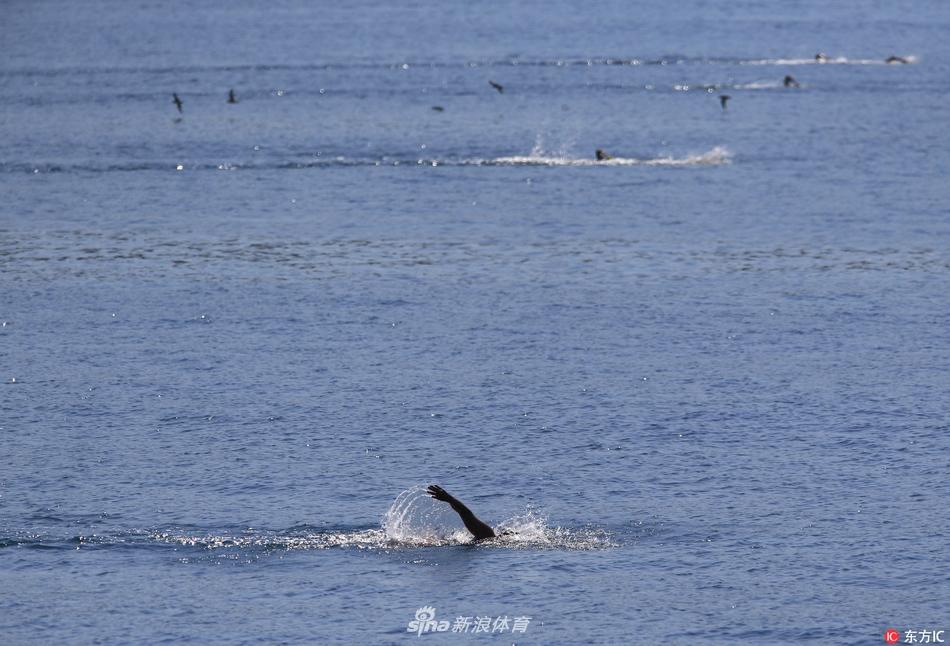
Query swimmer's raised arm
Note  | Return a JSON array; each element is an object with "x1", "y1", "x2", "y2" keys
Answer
[{"x1": 427, "y1": 485, "x2": 496, "y2": 540}]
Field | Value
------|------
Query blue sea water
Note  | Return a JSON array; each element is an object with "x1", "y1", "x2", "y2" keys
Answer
[{"x1": 2, "y1": 1, "x2": 949, "y2": 644}]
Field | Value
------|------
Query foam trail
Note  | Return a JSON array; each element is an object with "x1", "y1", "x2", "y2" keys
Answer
[
  {"x1": 742, "y1": 56, "x2": 916, "y2": 66},
  {"x1": 9, "y1": 486, "x2": 615, "y2": 552},
  {"x1": 150, "y1": 528, "x2": 391, "y2": 550},
  {"x1": 733, "y1": 80, "x2": 783, "y2": 90},
  {"x1": 6, "y1": 148, "x2": 732, "y2": 174},
  {"x1": 3, "y1": 55, "x2": 917, "y2": 78},
  {"x1": 159, "y1": 486, "x2": 616, "y2": 550},
  {"x1": 490, "y1": 145, "x2": 731, "y2": 167}
]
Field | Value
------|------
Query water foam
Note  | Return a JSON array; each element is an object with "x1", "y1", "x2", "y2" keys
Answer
[
  {"x1": 732, "y1": 80, "x2": 784, "y2": 90},
  {"x1": 742, "y1": 56, "x2": 916, "y2": 66},
  {"x1": 145, "y1": 486, "x2": 616, "y2": 551},
  {"x1": 3, "y1": 54, "x2": 917, "y2": 80},
  {"x1": 150, "y1": 528, "x2": 391, "y2": 551},
  {"x1": 6, "y1": 147, "x2": 732, "y2": 175},
  {"x1": 491, "y1": 145, "x2": 731, "y2": 167}
]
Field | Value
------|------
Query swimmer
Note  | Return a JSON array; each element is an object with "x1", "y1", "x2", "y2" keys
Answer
[
  {"x1": 489, "y1": 80, "x2": 504, "y2": 94},
  {"x1": 815, "y1": 52, "x2": 829, "y2": 62},
  {"x1": 228, "y1": 89, "x2": 237, "y2": 103},
  {"x1": 426, "y1": 485, "x2": 498, "y2": 540},
  {"x1": 431, "y1": 105, "x2": 445, "y2": 112},
  {"x1": 783, "y1": 75, "x2": 800, "y2": 88},
  {"x1": 172, "y1": 93, "x2": 183, "y2": 114},
  {"x1": 885, "y1": 55, "x2": 910, "y2": 64},
  {"x1": 595, "y1": 149, "x2": 614, "y2": 161},
  {"x1": 719, "y1": 94, "x2": 731, "y2": 110}
]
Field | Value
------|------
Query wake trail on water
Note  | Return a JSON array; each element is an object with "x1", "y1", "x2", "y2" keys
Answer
[
  {"x1": 1, "y1": 54, "x2": 917, "y2": 76},
  {"x1": 494, "y1": 145, "x2": 731, "y2": 167},
  {"x1": 5, "y1": 146, "x2": 731, "y2": 174},
  {"x1": 2, "y1": 486, "x2": 614, "y2": 553},
  {"x1": 742, "y1": 55, "x2": 917, "y2": 66}
]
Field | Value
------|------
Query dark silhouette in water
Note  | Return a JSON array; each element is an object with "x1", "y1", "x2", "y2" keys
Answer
[
  {"x1": 489, "y1": 80, "x2": 504, "y2": 94},
  {"x1": 427, "y1": 485, "x2": 496, "y2": 540},
  {"x1": 719, "y1": 94, "x2": 731, "y2": 110},
  {"x1": 172, "y1": 93, "x2": 183, "y2": 114},
  {"x1": 815, "y1": 52, "x2": 829, "y2": 62},
  {"x1": 431, "y1": 105, "x2": 445, "y2": 112},
  {"x1": 885, "y1": 55, "x2": 910, "y2": 64},
  {"x1": 784, "y1": 75, "x2": 800, "y2": 88},
  {"x1": 228, "y1": 89, "x2": 237, "y2": 103},
  {"x1": 595, "y1": 149, "x2": 614, "y2": 161}
]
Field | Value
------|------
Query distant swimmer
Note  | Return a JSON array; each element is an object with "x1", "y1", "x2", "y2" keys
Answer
[
  {"x1": 595, "y1": 149, "x2": 614, "y2": 161},
  {"x1": 228, "y1": 89, "x2": 237, "y2": 103},
  {"x1": 426, "y1": 485, "x2": 498, "y2": 540},
  {"x1": 783, "y1": 75, "x2": 801, "y2": 88},
  {"x1": 815, "y1": 52, "x2": 829, "y2": 62},
  {"x1": 489, "y1": 80, "x2": 504, "y2": 94},
  {"x1": 431, "y1": 105, "x2": 445, "y2": 112},
  {"x1": 172, "y1": 93, "x2": 183, "y2": 114},
  {"x1": 719, "y1": 94, "x2": 731, "y2": 110},
  {"x1": 885, "y1": 55, "x2": 910, "y2": 64}
]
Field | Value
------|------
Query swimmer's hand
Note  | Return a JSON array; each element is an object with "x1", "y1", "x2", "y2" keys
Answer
[
  {"x1": 427, "y1": 484, "x2": 454, "y2": 503},
  {"x1": 426, "y1": 484, "x2": 496, "y2": 540}
]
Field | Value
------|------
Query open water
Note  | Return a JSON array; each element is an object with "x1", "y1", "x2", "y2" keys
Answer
[{"x1": 2, "y1": 1, "x2": 949, "y2": 643}]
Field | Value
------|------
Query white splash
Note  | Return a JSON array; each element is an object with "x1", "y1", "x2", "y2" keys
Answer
[
  {"x1": 382, "y1": 485, "x2": 470, "y2": 545},
  {"x1": 382, "y1": 486, "x2": 615, "y2": 549},
  {"x1": 525, "y1": 133, "x2": 577, "y2": 160}
]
